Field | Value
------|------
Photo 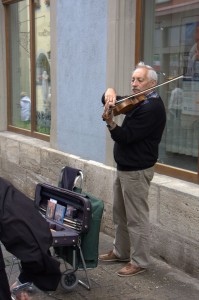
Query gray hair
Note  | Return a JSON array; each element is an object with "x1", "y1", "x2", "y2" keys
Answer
[{"x1": 134, "y1": 61, "x2": 158, "y2": 82}]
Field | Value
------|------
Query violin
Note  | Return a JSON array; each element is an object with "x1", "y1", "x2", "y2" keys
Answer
[
  {"x1": 102, "y1": 74, "x2": 184, "y2": 120},
  {"x1": 102, "y1": 93, "x2": 145, "y2": 120},
  {"x1": 112, "y1": 94, "x2": 145, "y2": 116}
]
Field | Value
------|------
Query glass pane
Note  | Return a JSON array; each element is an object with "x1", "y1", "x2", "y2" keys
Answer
[
  {"x1": 9, "y1": 0, "x2": 31, "y2": 130},
  {"x1": 34, "y1": 0, "x2": 51, "y2": 134},
  {"x1": 143, "y1": 0, "x2": 199, "y2": 172}
]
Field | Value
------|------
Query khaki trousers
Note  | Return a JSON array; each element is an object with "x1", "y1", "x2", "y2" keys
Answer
[{"x1": 113, "y1": 167, "x2": 154, "y2": 268}]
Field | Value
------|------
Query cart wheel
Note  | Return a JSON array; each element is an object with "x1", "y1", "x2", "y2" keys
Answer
[{"x1": 60, "y1": 270, "x2": 78, "y2": 290}]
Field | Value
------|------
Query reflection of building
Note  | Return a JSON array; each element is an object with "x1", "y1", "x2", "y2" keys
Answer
[
  {"x1": 186, "y1": 23, "x2": 199, "y2": 79},
  {"x1": 35, "y1": 1, "x2": 51, "y2": 116},
  {"x1": 153, "y1": 1, "x2": 199, "y2": 163},
  {"x1": 166, "y1": 85, "x2": 199, "y2": 157}
]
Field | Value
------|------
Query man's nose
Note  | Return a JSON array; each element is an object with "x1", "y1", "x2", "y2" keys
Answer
[{"x1": 131, "y1": 81, "x2": 137, "y2": 86}]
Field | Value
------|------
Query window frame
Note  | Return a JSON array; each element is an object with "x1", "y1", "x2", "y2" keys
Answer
[{"x1": 3, "y1": 0, "x2": 50, "y2": 141}]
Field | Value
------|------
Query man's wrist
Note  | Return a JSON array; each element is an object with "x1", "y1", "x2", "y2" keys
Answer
[{"x1": 106, "y1": 122, "x2": 116, "y2": 130}]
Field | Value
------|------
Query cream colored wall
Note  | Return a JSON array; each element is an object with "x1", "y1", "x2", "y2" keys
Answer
[{"x1": 105, "y1": 0, "x2": 137, "y2": 166}]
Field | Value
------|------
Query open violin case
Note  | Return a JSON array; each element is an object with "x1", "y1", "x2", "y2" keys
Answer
[
  {"x1": 34, "y1": 180, "x2": 105, "y2": 290},
  {"x1": 34, "y1": 183, "x2": 92, "y2": 247}
]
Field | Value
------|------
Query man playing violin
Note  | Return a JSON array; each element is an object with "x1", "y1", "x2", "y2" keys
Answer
[{"x1": 99, "y1": 62, "x2": 166, "y2": 276}]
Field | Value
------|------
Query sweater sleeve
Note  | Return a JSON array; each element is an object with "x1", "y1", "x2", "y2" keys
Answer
[{"x1": 101, "y1": 93, "x2": 105, "y2": 105}]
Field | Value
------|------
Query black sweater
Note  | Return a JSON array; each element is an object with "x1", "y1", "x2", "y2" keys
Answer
[{"x1": 102, "y1": 95, "x2": 166, "y2": 171}]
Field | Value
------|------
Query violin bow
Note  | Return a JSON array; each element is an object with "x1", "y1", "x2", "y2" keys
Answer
[{"x1": 115, "y1": 74, "x2": 184, "y2": 105}]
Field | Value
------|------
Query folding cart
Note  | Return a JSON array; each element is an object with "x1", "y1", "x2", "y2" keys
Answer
[
  {"x1": 34, "y1": 182, "x2": 93, "y2": 290},
  {"x1": 9, "y1": 166, "x2": 104, "y2": 293},
  {"x1": 57, "y1": 166, "x2": 104, "y2": 270}
]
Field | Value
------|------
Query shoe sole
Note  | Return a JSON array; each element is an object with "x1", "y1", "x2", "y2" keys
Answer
[
  {"x1": 117, "y1": 268, "x2": 146, "y2": 277},
  {"x1": 98, "y1": 258, "x2": 130, "y2": 262}
]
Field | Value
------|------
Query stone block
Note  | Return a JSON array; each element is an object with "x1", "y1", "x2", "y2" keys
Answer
[
  {"x1": 84, "y1": 160, "x2": 115, "y2": 204},
  {"x1": 1, "y1": 159, "x2": 26, "y2": 191},
  {"x1": 150, "y1": 225, "x2": 199, "y2": 279},
  {"x1": 159, "y1": 187, "x2": 199, "y2": 242},
  {"x1": 19, "y1": 143, "x2": 41, "y2": 173},
  {"x1": 0, "y1": 136, "x2": 7, "y2": 159},
  {"x1": 40, "y1": 148, "x2": 86, "y2": 184},
  {"x1": 5, "y1": 139, "x2": 20, "y2": 164}
]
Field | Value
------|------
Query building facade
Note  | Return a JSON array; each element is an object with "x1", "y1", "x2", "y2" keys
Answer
[
  {"x1": 0, "y1": 0, "x2": 199, "y2": 278},
  {"x1": 1, "y1": 0, "x2": 199, "y2": 183}
]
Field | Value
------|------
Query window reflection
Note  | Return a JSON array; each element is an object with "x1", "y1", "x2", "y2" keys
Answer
[
  {"x1": 143, "y1": 0, "x2": 199, "y2": 172},
  {"x1": 9, "y1": 0, "x2": 31, "y2": 130},
  {"x1": 35, "y1": 0, "x2": 51, "y2": 134},
  {"x1": 186, "y1": 22, "x2": 199, "y2": 80}
]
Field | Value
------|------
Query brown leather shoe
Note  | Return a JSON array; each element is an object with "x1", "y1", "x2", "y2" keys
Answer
[
  {"x1": 117, "y1": 262, "x2": 146, "y2": 277},
  {"x1": 99, "y1": 250, "x2": 129, "y2": 262}
]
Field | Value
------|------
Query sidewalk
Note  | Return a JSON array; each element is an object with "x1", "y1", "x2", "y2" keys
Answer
[{"x1": 3, "y1": 232, "x2": 199, "y2": 300}]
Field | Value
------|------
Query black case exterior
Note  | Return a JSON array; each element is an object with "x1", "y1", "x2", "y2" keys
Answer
[{"x1": 34, "y1": 183, "x2": 92, "y2": 247}]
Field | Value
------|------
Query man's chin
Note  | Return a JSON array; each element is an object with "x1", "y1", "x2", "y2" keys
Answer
[
  {"x1": 132, "y1": 90, "x2": 140, "y2": 94},
  {"x1": 133, "y1": 90, "x2": 144, "y2": 96}
]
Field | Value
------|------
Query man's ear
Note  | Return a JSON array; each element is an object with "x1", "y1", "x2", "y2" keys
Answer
[{"x1": 151, "y1": 80, "x2": 157, "y2": 87}]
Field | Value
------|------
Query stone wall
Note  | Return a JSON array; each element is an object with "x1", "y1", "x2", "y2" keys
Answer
[{"x1": 0, "y1": 131, "x2": 199, "y2": 279}]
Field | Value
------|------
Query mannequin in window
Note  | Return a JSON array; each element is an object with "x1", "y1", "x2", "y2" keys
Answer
[
  {"x1": 42, "y1": 71, "x2": 49, "y2": 104},
  {"x1": 168, "y1": 87, "x2": 183, "y2": 119},
  {"x1": 20, "y1": 92, "x2": 31, "y2": 124}
]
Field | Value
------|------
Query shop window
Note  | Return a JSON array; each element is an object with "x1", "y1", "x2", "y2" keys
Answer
[
  {"x1": 141, "y1": 0, "x2": 199, "y2": 182},
  {"x1": 35, "y1": 0, "x2": 51, "y2": 134},
  {"x1": 4, "y1": 0, "x2": 51, "y2": 139}
]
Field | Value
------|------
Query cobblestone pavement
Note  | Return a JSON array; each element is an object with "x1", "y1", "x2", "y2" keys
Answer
[{"x1": 3, "y1": 232, "x2": 199, "y2": 300}]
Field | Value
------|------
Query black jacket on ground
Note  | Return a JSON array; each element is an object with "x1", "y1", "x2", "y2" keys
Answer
[
  {"x1": 102, "y1": 94, "x2": 166, "y2": 171},
  {"x1": 0, "y1": 177, "x2": 61, "y2": 291}
]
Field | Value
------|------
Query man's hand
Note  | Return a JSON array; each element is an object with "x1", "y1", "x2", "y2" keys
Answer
[
  {"x1": 104, "y1": 88, "x2": 117, "y2": 107},
  {"x1": 102, "y1": 104, "x2": 113, "y2": 122},
  {"x1": 102, "y1": 88, "x2": 116, "y2": 122},
  {"x1": 102, "y1": 88, "x2": 117, "y2": 129}
]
